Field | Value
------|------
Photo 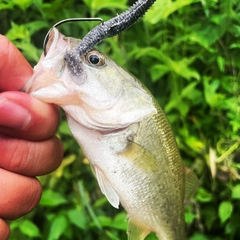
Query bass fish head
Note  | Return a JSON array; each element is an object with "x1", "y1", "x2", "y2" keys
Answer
[{"x1": 24, "y1": 28, "x2": 157, "y2": 130}]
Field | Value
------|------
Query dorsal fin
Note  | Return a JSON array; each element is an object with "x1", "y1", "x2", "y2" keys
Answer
[{"x1": 185, "y1": 167, "x2": 199, "y2": 200}]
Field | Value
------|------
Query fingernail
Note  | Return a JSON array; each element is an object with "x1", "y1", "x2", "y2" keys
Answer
[{"x1": 0, "y1": 98, "x2": 31, "y2": 129}]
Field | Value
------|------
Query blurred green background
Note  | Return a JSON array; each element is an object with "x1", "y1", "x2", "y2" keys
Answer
[{"x1": 1, "y1": 0, "x2": 240, "y2": 239}]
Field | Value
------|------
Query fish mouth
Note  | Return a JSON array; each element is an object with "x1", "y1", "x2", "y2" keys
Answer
[
  {"x1": 45, "y1": 28, "x2": 62, "y2": 55},
  {"x1": 45, "y1": 28, "x2": 82, "y2": 56},
  {"x1": 22, "y1": 28, "x2": 69, "y2": 95}
]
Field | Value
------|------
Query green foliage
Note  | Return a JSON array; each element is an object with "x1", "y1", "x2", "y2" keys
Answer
[
  {"x1": 218, "y1": 201, "x2": 233, "y2": 223},
  {"x1": 1, "y1": 0, "x2": 240, "y2": 239}
]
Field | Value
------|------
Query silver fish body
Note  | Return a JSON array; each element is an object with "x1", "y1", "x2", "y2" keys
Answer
[{"x1": 23, "y1": 28, "x2": 198, "y2": 240}]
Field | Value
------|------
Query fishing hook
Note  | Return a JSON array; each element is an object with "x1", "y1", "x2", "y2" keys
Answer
[{"x1": 43, "y1": 17, "x2": 104, "y2": 56}]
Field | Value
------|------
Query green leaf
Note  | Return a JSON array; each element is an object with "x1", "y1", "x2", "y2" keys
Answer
[
  {"x1": 190, "y1": 233, "x2": 209, "y2": 240},
  {"x1": 185, "y1": 136, "x2": 204, "y2": 153},
  {"x1": 145, "y1": 0, "x2": 200, "y2": 23},
  {"x1": 24, "y1": 21, "x2": 48, "y2": 34},
  {"x1": 150, "y1": 64, "x2": 170, "y2": 82},
  {"x1": 230, "y1": 24, "x2": 240, "y2": 38},
  {"x1": 40, "y1": 189, "x2": 68, "y2": 207},
  {"x1": 181, "y1": 82, "x2": 202, "y2": 104},
  {"x1": 132, "y1": 47, "x2": 166, "y2": 61},
  {"x1": 232, "y1": 184, "x2": 240, "y2": 199},
  {"x1": 12, "y1": 0, "x2": 33, "y2": 10},
  {"x1": 203, "y1": 77, "x2": 225, "y2": 107},
  {"x1": 189, "y1": 18, "x2": 227, "y2": 49},
  {"x1": 6, "y1": 22, "x2": 29, "y2": 40},
  {"x1": 202, "y1": 206, "x2": 217, "y2": 230},
  {"x1": 84, "y1": 0, "x2": 127, "y2": 16},
  {"x1": 111, "y1": 212, "x2": 127, "y2": 230},
  {"x1": 145, "y1": 233, "x2": 158, "y2": 240},
  {"x1": 59, "y1": 120, "x2": 72, "y2": 136},
  {"x1": 229, "y1": 43, "x2": 240, "y2": 49},
  {"x1": 185, "y1": 212, "x2": 196, "y2": 224},
  {"x1": 168, "y1": 58, "x2": 200, "y2": 80},
  {"x1": 217, "y1": 56, "x2": 225, "y2": 72},
  {"x1": 0, "y1": 1, "x2": 14, "y2": 10},
  {"x1": 68, "y1": 209, "x2": 88, "y2": 229},
  {"x1": 96, "y1": 215, "x2": 112, "y2": 227},
  {"x1": 93, "y1": 197, "x2": 108, "y2": 207},
  {"x1": 48, "y1": 215, "x2": 68, "y2": 240},
  {"x1": 19, "y1": 220, "x2": 41, "y2": 237},
  {"x1": 196, "y1": 188, "x2": 213, "y2": 202},
  {"x1": 218, "y1": 201, "x2": 233, "y2": 223}
]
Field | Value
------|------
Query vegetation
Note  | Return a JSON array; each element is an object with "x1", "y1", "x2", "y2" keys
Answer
[{"x1": 1, "y1": 0, "x2": 240, "y2": 239}]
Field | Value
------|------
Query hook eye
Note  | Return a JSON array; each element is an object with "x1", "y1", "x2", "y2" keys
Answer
[{"x1": 43, "y1": 17, "x2": 104, "y2": 56}]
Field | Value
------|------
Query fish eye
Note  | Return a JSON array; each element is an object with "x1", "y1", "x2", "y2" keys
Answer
[
  {"x1": 89, "y1": 54, "x2": 99, "y2": 64},
  {"x1": 86, "y1": 51, "x2": 105, "y2": 67}
]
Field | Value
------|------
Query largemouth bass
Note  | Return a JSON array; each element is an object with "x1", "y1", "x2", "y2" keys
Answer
[{"x1": 23, "y1": 28, "x2": 198, "y2": 240}]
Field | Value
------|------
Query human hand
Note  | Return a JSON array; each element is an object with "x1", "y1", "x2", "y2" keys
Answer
[{"x1": 0, "y1": 35, "x2": 64, "y2": 239}]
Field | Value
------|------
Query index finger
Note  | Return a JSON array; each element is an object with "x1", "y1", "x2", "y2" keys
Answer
[{"x1": 0, "y1": 35, "x2": 33, "y2": 91}]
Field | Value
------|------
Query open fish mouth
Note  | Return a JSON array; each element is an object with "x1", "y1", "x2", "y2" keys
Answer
[
  {"x1": 45, "y1": 28, "x2": 59, "y2": 55},
  {"x1": 45, "y1": 28, "x2": 82, "y2": 57},
  {"x1": 22, "y1": 28, "x2": 71, "y2": 99},
  {"x1": 44, "y1": 28, "x2": 71, "y2": 57}
]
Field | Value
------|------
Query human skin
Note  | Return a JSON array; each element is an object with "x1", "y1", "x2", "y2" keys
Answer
[{"x1": 0, "y1": 35, "x2": 64, "y2": 239}]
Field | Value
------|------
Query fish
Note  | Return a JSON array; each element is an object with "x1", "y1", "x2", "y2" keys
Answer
[{"x1": 23, "y1": 28, "x2": 198, "y2": 240}]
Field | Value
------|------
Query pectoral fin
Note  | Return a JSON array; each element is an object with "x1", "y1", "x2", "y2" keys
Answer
[
  {"x1": 127, "y1": 218, "x2": 150, "y2": 240},
  {"x1": 185, "y1": 167, "x2": 199, "y2": 200},
  {"x1": 121, "y1": 141, "x2": 159, "y2": 173},
  {"x1": 94, "y1": 166, "x2": 120, "y2": 209}
]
